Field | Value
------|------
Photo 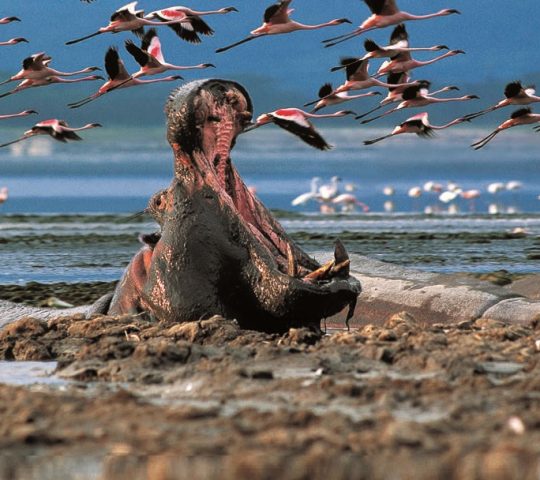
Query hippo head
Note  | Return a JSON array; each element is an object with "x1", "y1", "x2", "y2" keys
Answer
[{"x1": 109, "y1": 79, "x2": 361, "y2": 333}]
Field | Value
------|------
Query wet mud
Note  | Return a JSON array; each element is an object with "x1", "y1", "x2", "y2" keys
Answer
[{"x1": 2, "y1": 304, "x2": 540, "y2": 478}]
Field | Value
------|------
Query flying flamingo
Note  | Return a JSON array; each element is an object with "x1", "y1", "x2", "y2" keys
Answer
[
  {"x1": 360, "y1": 84, "x2": 477, "y2": 124},
  {"x1": 464, "y1": 81, "x2": 540, "y2": 120},
  {"x1": 0, "y1": 119, "x2": 102, "y2": 148},
  {"x1": 0, "y1": 187, "x2": 7, "y2": 205},
  {"x1": 243, "y1": 109, "x2": 355, "y2": 150},
  {"x1": 471, "y1": 107, "x2": 540, "y2": 150},
  {"x1": 216, "y1": 0, "x2": 351, "y2": 53},
  {"x1": 375, "y1": 49, "x2": 465, "y2": 77},
  {"x1": 0, "y1": 75, "x2": 104, "y2": 100},
  {"x1": 361, "y1": 24, "x2": 448, "y2": 61},
  {"x1": 354, "y1": 72, "x2": 416, "y2": 120},
  {"x1": 68, "y1": 47, "x2": 183, "y2": 109},
  {"x1": 332, "y1": 193, "x2": 370, "y2": 213},
  {"x1": 303, "y1": 83, "x2": 381, "y2": 113},
  {"x1": 65, "y1": 2, "x2": 185, "y2": 45},
  {"x1": 0, "y1": 52, "x2": 101, "y2": 86},
  {"x1": 0, "y1": 17, "x2": 20, "y2": 25},
  {"x1": 364, "y1": 112, "x2": 468, "y2": 145},
  {"x1": 291, "y1": 177, "x2": 322, "y2": 206},
  {"x1": 0, "y1": 110, "x2": 37, "y2": 120},
  {"x1": 124, "y1": 29, "x2": 215, "y2": 78},
  {"x1": 330, "y1": 58, "x2": 417, "y2": 95},
  {"x1": 144, "y1": 6, "x2": 237, "y2": 43},
  {"x1": 0, "y1": 37, "x2": 28, "y2": 46},
  {"x1": 323, "y1": 0, "x2": 460, "y2": 48}
]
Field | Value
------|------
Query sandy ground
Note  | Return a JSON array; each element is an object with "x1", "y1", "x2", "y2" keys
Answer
[{"x1": 2, "y1": 282, "x2": 540, "y2": 479}]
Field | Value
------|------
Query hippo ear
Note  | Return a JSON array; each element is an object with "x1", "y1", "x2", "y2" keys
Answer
[{"x1": 332, "y1": 239, "x2": 350, "y2": 278}]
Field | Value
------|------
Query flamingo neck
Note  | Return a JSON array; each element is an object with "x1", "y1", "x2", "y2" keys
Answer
[
  {"x1": 401, "y1": 11, "x2": 448, "y2": 21},
  {"x1": 433, "y1": 118, "x2": 464, "y2": 130},
  {"x1": 417, "y1": 51, "x2": 454, "y2": 66},
  {"x1": 304, "y1": 111, "x2": 344, "y2": 119},
  {"x1": 294, "y1": 21, "x2": 338, "y2": 30}
]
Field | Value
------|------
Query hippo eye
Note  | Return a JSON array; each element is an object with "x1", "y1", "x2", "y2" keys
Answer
[
  {"x1": 208, "y1": 115, "x2": 221, "y2": 122},
  {"x1": 155, "y1": 197, "x2": 162, "y2": 206}
]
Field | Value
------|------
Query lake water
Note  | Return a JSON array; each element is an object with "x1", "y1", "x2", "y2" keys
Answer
[{"x1": 1, "y1": 126, "x2": 539, "y2": 282}]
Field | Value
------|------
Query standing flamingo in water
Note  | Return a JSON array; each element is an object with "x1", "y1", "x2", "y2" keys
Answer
[
  {"x1": 124, "y1": 29, "x2": 214, "y2": 78},
  {"x1": 364, "y1": 112, "x2": 468, "y2": 145},
  {"x1": 464, "y1": 81, "x2": 540, "y2": 120},
  {"x1": 0, "y1": 52, "x2": 101, "y2": 86},
  {"x1": 471, "y1": 108, "x2": 540, "y2": 150},
  {"x1": 304, "y1": 83, "x2": 381, "y2": 113},
  {"x1": 66, "y1": 2, "x2": 185, "y2": 45},
  {"x1": 216, "y1": 0, "x2": 351, "y2": 53},
  {"x1": 0, "y1": 120, "x2": 102, "y2": 148},
  {"x1": 68, "y1": 47, "x2": 183, "y2": 109},
  {"x1": 323, "y1": 0, "x2": 459, "y2": 48},
  {"x1": 243, "y1": 108, "x2": 355, "y2": 150},
  {"x1": 291, "y1": 177, "x2": 322, "y2": 206}
]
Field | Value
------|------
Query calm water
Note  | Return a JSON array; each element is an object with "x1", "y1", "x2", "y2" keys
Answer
[{"x1": 1, "y1": 127, "x2": 539, "y2": 282}]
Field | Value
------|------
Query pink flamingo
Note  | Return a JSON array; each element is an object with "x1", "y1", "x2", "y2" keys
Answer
[
  {"x1": 0, "y1": 37, "x2": 28, "y2": 46},
  {"x1": 330, "y1": 58, "x2": 417, "y2": 95},
  {"x1": 0, "y1": 119, "x2": 102, "y2": 148},
  {"x1": 375, "y1": 49, "x2": 465, "y2": 77},
  {"x1": 364, "y1": 112, "x2": 468, "y2": 145},
  {"x1": 464, "y1": 81, "x2": 540, "y2": 120},
  {"x1": 68, "y1": 47, "x2": 183, "y2": 109},
  {"x1": 243, "y1": 108, "x2": 356, "y2": 150},
  {"x1": 360, "y1": 84, "x2": 477, "y2": 123},
  {"x1": 145, "y1": 6, "x2": 237, "y2": 43},
  {"x1": 304, "y1": 83, "x2": 381, "y2": 113},
  {"x1": 125, "y1": 29, "x2": 214, "y2": 78},
  {"x1": 471, "y1": 108, "x2": 540, "y2": 150},
  {"x1": 323, "y1": 0, "x2": 459, "y2": 48},
  {"x1": 0, "y1": 75, "x2": 104, "y2": 99},
  {"x1": 216, "y1": 0, "x2": 351, "y2": 53},
  {"x1": 66, "y1": 1, "x2": 184, "y2": 45},
  {"x1": 0, "y1": 52, "x2": 101, "y2": 85},
  {"x1": 361, "y1": 24, "x2": 448, "y2": 61},
  {"x1": 0, "y1": 187, "x2": 7, "y2": 204}
]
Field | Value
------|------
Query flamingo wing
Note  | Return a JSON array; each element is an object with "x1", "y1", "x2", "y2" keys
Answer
[
  {"x1": 264, "y1": 0, "x2": 292, "y2": 24},
  {"x1": 511, "y1": 107, "x2": 532, "y2": 119},
  {"x1": 504, "y1": 81, "x2": 523, "y2": 99},
  {"x1": 270, "y1": 112, "x2": 331, "y2": 150},
  {"x1": 141, "y1": 28, "x2": 165, "y2": 64},
  {"x1": 364, "y1": 0, "x2": 399, "y2": 16},
  {"x1": 105, "y1": 47, "x2": 130, "y2": 80},
  {"x1": 318, "y1": 83, "x2": 333, "y2": 98},
  {"x1": 389, "y1": 24, "x2": 408, "y2": 47},
  {"x1": 125, "y1": 40, "x2": 150, "y2": 67},
  {"x1": 347, "y1": 59, "x2": 369, "y2": 81}
]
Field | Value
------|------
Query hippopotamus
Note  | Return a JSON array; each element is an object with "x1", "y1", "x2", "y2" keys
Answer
[{"x1": 105, "y1": 79, "x2": 361, "y2": 332}]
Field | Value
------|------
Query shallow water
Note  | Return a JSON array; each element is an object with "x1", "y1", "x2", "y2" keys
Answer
[
  {"x1": 1, "y1": 212, "x2": 539, "y2": 284},
  {"x1": 0, "y1": 361, "x2": 65, "y2": 386}
]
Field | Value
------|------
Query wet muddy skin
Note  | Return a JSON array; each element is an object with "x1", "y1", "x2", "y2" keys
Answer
[{"x1": 1, "y1": 311, "x2": 540, "y2": 479}]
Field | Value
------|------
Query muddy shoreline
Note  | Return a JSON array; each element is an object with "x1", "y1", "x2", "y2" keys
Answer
[{"x1": 1, "y1": 277, "x2": 540, "y2": 478}]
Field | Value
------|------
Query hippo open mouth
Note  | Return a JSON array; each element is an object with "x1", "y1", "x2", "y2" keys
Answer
[{"x1": 108, "y1": 79, "x2": 361, "y2": 332}]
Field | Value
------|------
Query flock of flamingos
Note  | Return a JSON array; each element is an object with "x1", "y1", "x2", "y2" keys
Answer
[{"x1": 0, "y1": 0, "x2": 538, "y2": 152}]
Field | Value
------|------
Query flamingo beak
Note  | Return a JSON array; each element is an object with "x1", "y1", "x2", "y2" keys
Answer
[{"x1": 241, "y1": 122, "x2": 260, "y2": 133}]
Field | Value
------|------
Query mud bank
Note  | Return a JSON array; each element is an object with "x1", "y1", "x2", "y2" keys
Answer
[{"x1": 1, "y1": 311, "x2": 540, "y2": 479}]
